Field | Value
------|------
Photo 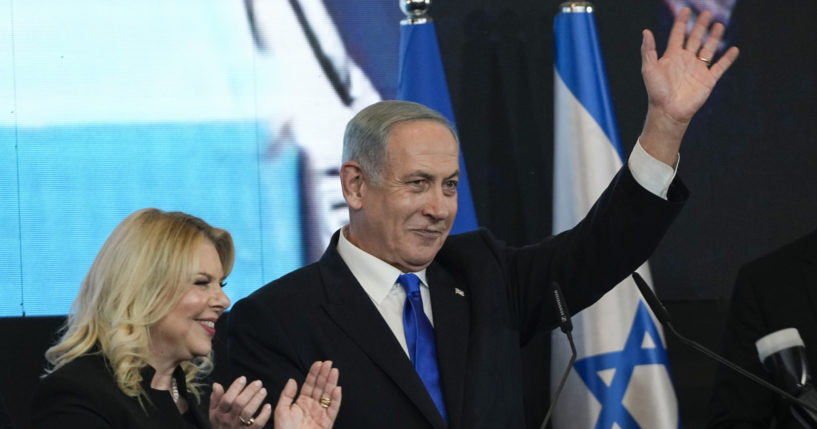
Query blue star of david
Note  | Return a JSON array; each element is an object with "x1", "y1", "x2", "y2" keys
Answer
[{"x1": 573, "y1": 300, "x2": 680, "y2": 429}]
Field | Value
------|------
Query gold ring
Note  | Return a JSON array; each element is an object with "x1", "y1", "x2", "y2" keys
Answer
[
  {"x1": 239, "y1": 416, "x2": 255, "y2": 426},
  {"x1": 319, "y1": 396, "x2": 331, "y2": 408},
  {"x1": 696, "y1": 55, "x2": 712, "y2": 65}
]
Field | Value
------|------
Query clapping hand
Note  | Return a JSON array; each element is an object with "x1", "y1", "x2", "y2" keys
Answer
[
  {"x1": 209, "y1": 361, "x2": 341, "y2": 429},
  {"x1": 210, "y1": 376, "x2": 272, "y2": 428},
  {"x1": 274, "y1": 361, "x2": 342, "y2": 429}
]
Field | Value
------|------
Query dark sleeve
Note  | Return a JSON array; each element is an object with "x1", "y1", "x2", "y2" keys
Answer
[
  {"x1": 508, "y1": 166, "x2": 687, "y2": 341},
  {"x1": 706, "y1": 264, "x2": 776, "y2": 428},
  {"x1": 30, "y1": 374, "x2": 114, "y2": 429}
]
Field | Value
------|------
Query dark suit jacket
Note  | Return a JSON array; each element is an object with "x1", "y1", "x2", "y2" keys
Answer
[
  {"x1": 30, "y1": 353, "x2": 209, "y2": 429},
  {"x1": 227, "y1": 166, "x2": 687, "y2": 429},
  {"x1": 708, "y1": 229, "x2": 817, "y2": 428}
]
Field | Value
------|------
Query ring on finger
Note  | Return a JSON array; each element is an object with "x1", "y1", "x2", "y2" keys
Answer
[
  {"x1": 319, "y1": 396, "x2": 331, "y2": 408},
  {"x1": 239, "y1": 416, "x2": 255, "y2": 426},
  {"x1": 696, "y1": 55, "x2": 712, "y2": 65}
]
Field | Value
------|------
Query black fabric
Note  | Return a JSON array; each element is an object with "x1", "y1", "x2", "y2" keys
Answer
[
  {"x1": 0, "y1": 391, "x2": 14, "y2": 429},
  {"x1": 30, "y1": 353, "x2": 209, "y2": 429},
  {"x1": 226, "y1": 166, "x2": 687, "y2": 429},
  {"x1": 708, "y1": 229, "x2": 817, "y2": 428}
]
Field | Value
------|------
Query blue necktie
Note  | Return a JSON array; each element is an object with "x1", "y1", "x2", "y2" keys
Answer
[{"x1": 397, "y1": 273, "x2": 448, "y2": 423}]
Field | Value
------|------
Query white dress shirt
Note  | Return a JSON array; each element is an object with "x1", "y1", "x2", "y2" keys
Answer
[
  {"x1": 337, "y1": 228, "x2": 433, "y2": 357},
  {"x1": 628, "y1": 139, "x2": 678, "y2": 199},
  {"x1": 335, "y1": 141, "x2": 677, "y2": 356}
]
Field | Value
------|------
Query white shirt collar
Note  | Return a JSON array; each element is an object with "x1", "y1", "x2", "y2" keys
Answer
[{"x1": 336, "y1": 226, "x2": 429, "y2": 303}]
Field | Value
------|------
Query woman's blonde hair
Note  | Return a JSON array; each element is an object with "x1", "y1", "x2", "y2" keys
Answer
[{"x1": 44, "y1": 208, "x2": 235, "y2": 402}]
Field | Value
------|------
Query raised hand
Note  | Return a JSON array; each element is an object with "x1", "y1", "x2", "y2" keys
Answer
[
  {"x1": 639, "y1": 7, "x2": 739, "y2": 165},
  {"x1": 209, "y1": 377, "x2": 272, "y2": 429},
  {"x1": 274, "y1": 361, "x2": 342, "y2": 429}
]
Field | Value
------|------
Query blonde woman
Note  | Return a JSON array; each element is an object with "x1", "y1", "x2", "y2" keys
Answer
[{"x1": 30, "y1": 208, "x2": 341, "y2": 429}]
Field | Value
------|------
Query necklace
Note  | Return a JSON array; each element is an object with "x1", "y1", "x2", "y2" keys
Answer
[{"x1": 171, "y1": 377, "x2": 180, "y2": 404}]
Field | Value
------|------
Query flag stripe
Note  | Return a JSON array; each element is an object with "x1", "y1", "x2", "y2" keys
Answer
[
  {"x1": 553, "y1": 72, "x2": 623, "y2": 232},
  {"x1": 554, "y1": 11, "x2": 623, "y2": 159}
]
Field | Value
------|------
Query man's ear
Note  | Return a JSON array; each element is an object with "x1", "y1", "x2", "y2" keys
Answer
[{"x1": 340, "y1": 161, "x2": 366, "y2": 210}]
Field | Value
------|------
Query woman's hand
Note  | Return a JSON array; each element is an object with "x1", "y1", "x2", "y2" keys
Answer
[
  {"x1": 274, "y1": 361, "x2": 342, "y2": 429},
  {"x1": 209, "y1": 376, "x2": 272, "y2": 428}
]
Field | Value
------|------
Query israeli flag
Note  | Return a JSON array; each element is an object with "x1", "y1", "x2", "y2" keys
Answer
[{"x1": 550, "y1": 4, "x2": 681, "y2": 428}]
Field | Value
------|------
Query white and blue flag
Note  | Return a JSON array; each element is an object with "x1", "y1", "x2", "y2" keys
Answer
[{"x1": 550, "y1": 4, "x2": 681, "y2": 428}]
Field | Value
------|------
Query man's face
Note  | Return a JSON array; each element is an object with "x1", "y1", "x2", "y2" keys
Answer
[{"x1": 351, "y1": 119, "x2": 459, "y2": 272}]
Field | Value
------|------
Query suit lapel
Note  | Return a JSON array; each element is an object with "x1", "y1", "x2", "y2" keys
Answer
[
  {"x1": 318, "y1": 240, "x2": 448, "y2": 429},
  {"x1": 428, "y1": 262, "x2": 470, "y2": 429}
]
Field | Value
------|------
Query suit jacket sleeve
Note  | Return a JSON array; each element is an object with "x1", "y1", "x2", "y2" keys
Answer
[{"x1": 478, "y1": 165, "x2": 688, "y2": 344}]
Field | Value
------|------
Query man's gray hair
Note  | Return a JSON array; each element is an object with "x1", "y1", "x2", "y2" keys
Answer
[{"x1": 342, "y1": 100, "x2": 458, "y2": 183}]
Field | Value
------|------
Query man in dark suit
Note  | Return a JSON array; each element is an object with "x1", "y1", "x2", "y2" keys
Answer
[
  {"x1": 708, "y1": 229, "x2": 817, "y2": 428},
  {"x1": 227, "y1": 9, "x2": 738, "y2": 429}
]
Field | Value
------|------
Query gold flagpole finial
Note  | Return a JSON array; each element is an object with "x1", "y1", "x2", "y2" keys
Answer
[{"x1": 559, "y1": 2, "x2": 594, "y2": 13}]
